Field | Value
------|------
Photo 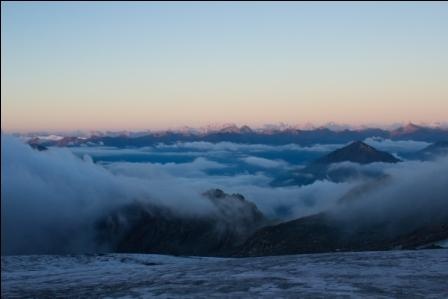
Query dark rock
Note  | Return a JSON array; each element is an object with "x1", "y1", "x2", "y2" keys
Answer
[{"x1": 95, "y1": 189, "x2": 267, "y2": 256}]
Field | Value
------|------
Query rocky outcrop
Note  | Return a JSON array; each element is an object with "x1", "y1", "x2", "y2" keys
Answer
[{"x1": 95, "y1": 189, "x2": 267, "y2": 256}]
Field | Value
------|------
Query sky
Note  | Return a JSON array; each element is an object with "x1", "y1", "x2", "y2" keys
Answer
[{"x1": 1, "y1": 2, "x2": 448, "y2": 132}]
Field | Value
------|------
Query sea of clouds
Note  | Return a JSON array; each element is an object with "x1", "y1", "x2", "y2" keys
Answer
[{"x1": 2, "y1": 135, "x2": 446, "y2": 254}]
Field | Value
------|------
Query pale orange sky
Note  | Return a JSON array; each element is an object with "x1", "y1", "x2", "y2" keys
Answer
[{"x1": 2, "y1": 2, "x2": 448, "y2": 132}]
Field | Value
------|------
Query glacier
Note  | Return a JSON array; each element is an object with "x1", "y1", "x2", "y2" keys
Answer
[{"x1": 2, "y1": 249, "x2": 447, "y2": 298}]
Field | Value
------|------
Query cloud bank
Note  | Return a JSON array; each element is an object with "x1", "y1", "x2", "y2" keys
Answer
[
  {"x1": 330, "y1": 157, "x2": 448, "y2": 236},
  {"x1": 1, "y1": 136, "x2": 217, "y2": 254},
  {"x1": 363, "y1": 137, "x2": 430, "y2": 154},
  {"x1": 241, "y1": 156, "x2": 289, "y2": 169}
]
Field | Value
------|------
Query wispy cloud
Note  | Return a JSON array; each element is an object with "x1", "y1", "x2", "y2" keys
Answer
[
  {"x1": 155, "y1": 142, "x2": 344, "y2": 153},
  {"x1": 241, "y1": 156, "x2": 289, "y2": 169},
  {"x1": 364, "y1": 137, "x2": 430, "y2": 153}
]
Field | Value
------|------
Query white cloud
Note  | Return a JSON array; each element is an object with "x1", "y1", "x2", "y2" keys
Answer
[
  {"x1": 1, "y1": 136, "x2": 216, "y2": 254},
  {"x1": 241, "y1": 156, "x2": 289, "y2": 169},
  {"x1": 155, "y1": 141, "x2": 344, "y2": 153},
  {"x1": 106, "y1": 158, "x2": 226, "y2": 179},
  {"x1": 331, "y1": 156, "x2": 448, "y2": 234},
  {"x1": 364, "y1": 137, "x2": 430, "y2": 153}
]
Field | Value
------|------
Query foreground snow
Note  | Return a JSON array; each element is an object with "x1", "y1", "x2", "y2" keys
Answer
[{"x1": 2, "y1": 249, "x2": 447, "y2": 298}]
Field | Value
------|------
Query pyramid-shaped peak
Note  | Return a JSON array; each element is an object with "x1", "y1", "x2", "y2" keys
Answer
[{"x1": 313, "y1": 140, "x2": 400, "y2": 165}]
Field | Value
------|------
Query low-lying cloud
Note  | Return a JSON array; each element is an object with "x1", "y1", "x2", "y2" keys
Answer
[
  {"x1": 364, "y1": 137, "x2": 430, "y2": 154},
  {"x1": 241, "y1": 156, "x2": 289, "y2": 169},
  {"x1": 1, "y1": 136, "x2": 218, "y2": 254},
  {"x1": 331, "y1": 157, "x2": 448, "y2": 236},
  {"x1": 107, "y1": 157, "x2": 227, "y2": 178},
  {"x1": 155, "y1": 141, "x2": 344, "y2": 153}
]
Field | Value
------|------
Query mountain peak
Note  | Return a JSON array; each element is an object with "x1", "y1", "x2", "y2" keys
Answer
[{"x1": 314, "y1": 141, "x2": 400, "y2": 165}]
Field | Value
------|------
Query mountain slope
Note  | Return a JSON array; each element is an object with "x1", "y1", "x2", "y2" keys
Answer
[{"x1": 235, "y1": 211, "x2": 448, "y2": 257}]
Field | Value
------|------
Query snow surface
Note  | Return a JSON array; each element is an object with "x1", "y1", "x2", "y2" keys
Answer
[{"x1": 2, "y1": 249, "x2": 448, "y2": 298}]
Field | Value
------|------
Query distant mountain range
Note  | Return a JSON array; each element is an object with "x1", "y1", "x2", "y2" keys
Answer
[{"x1": 26, "y1": 123, "x2": 448, "y2": 147}]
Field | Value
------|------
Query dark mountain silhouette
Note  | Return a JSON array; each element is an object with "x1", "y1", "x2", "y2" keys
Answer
[
  {"x1": 310, "y1": 141, "x2": 400, "y2": 165},
  {"x1": 272, "y1": 141, "x2": 400, "y2": 186},
  {"x1": 234, "y1": 213, "x2": 448, "y2": 257}
]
